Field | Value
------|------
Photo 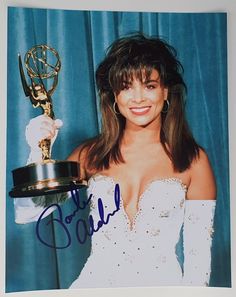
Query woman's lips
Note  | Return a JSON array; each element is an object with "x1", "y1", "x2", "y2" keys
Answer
[{"x1": 129, "y1": 106, "x2": 151, "y2": 115}]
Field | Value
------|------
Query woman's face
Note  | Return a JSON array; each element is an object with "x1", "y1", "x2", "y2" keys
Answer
[{"x1": 115, "y1": 69, "x2": 168, "y2": 129}]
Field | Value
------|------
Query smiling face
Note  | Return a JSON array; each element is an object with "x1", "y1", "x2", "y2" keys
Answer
[{"x1": 115, "y1": 69, "x2": 168, "y2": 129}]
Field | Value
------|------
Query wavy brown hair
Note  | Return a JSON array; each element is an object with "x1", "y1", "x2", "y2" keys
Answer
[{"x1": 80, "y1": 33, "x2": 199, "y2": 174}]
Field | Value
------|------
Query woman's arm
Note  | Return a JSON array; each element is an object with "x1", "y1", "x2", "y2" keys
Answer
[
  {"x1": 67, "y1": 145, "x2": 87, "y2": 179},
  {"x1": 182, "y1": 149, "x2": 216, "y2": 286},
  {"x1": 14, "y1": 144, "x2": 88, "y2": 224},
  {"x1": 186, "y1": 149, "x2": 216, "y2": 200},
  {"x1": 14, "y1": 192, "x2": 69, "y2": 224},
  {"x1": 13, "y1": 115, "x2": 86, "y2": 224}
]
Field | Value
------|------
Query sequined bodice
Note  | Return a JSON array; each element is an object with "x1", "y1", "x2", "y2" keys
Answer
[
  {"x1": 14, "y1": 173, "x2": 216, "y2": 288},
  {"x1": 71, "y1": 174, "x2": 187, "y2": 287}
]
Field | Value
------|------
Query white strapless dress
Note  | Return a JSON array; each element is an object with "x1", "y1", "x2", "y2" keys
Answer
[
  {"x1": 70, "y1": 174, "x2": 187, "y2": 288},
  {"x1": 14, "y1": 173, "x2": 215, "y2": 288}
]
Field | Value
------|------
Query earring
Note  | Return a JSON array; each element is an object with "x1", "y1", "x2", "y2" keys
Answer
[
  {"x1": 113, "y1": 101, "x2": 120, "y2": 115},
  {"x1": 162, "y1": 100, "x2": 170, "y2": 113}
]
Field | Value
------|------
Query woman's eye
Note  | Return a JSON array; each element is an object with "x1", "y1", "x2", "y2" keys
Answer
[{"x1": 146, "y1": 84, "x2": 156, "y2": 89}]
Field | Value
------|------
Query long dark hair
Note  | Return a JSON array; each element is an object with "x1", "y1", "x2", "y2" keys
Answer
[{"x1": 80, "y1": 33, "x2": 199, "y2": 174}]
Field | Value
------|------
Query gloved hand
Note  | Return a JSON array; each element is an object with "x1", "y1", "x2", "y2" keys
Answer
[{"x1": 25, "y1": 114, "x2": 63, "y2": 164}]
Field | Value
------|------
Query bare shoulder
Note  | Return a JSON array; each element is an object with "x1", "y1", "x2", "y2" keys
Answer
[
  {"x1": 67, "y1": 144, "x2": 89, "y2": 180},
  {"x1": 187, "y1": 148, "x2": 216, "y2": 200},
  {"x1": 67, "y1": 145, "x2": 84, "y2": 162}
]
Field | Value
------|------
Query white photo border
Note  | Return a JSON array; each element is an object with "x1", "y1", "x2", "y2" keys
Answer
[{"x1": 1, "y1": 0, "x2": 235, "y2": 297}]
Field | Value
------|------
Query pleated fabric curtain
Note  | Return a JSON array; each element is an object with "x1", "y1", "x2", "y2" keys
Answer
[{"x1": 6, "y1": 7, "x2": 230, "y2": 292}]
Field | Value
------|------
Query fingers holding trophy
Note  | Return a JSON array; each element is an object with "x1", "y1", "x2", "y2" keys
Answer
[{"x1": 9, "y1": 45, "x2": 85, "y2": 198}]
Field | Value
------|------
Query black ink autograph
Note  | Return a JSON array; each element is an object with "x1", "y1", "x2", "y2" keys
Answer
[{"x1": 36, "y1": 182, "x2": 120, "y2": 249}]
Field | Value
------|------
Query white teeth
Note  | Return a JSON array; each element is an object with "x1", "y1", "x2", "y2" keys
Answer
[{"x1": 130, "y1": 107, "x2": 150, "y2": 113}]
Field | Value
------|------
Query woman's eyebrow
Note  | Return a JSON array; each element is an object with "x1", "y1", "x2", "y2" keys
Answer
[{"x1": 143, "y1": 78, "x2": 160, "y2": 83}]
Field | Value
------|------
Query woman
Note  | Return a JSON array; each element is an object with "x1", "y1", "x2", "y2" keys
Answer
[{"x1": 14, "y1": 34, "x2": 216, "y2": 287}]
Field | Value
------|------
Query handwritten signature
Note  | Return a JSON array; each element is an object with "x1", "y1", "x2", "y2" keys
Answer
[{"x1": 36, "y1": 182, "x2": 121, "y2": 249}]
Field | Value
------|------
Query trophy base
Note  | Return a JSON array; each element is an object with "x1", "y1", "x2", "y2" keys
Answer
[{"x1": 9, "y1": 160, "x2": 87, "y2": 198}]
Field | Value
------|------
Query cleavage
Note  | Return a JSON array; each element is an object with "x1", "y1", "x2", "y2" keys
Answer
[{"x1": 118, "y1": 178, "x2": 153, "y2": 227}]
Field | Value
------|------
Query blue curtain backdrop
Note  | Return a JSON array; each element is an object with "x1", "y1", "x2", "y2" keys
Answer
[{"x1": 6, "y1": 7, "x2": 230, "y2": 292}]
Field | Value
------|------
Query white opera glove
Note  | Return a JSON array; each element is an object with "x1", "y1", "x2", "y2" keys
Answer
[
  {"x1": 182, "y1": 199, "x2": 216, "y2": 286},
  {"x1": 14, "y1": 192, "x2": 70, "y2": 224},
  {"x1": 25, "y1": 114, "x2": 63, "y2": 164}
]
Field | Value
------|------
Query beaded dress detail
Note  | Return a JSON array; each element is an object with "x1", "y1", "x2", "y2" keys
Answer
[
  {"x1": 14, "y1": 173, "x2": 215, "y2": 288},
  {"x1": 70, "y1": 174, "x2": 189, "y2": 288}
]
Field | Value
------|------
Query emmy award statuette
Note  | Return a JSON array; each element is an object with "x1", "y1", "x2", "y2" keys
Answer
[{"x1": 9, "y1": 45, "x2": 86, "y2": 198}]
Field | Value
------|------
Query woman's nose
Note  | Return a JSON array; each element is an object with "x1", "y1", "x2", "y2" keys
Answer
[{"x1": 131, "y1": 86, "x2": 144, "y2": 103}]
